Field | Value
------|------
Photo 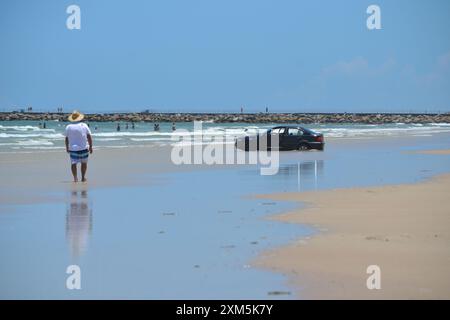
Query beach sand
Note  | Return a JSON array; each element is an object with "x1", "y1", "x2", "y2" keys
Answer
[
  {"x1": 255, "y1": 173, "x2": 450, "y2": 299},
  {"x1": 0, "y1": 147, "x2": 174, "y2": 205},
  {"x1": 417, "y1": 149, "x2": 450, "y2": 155},
  {"x1": 0, "y1": 144, "x2": 258, "y2": 209},
  {"x1": 0, "y1": 146, "x2": 228, "y2": 205}
]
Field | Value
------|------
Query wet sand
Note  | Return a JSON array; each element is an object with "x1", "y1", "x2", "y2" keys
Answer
[
  {"x1": 0, "y1": 146, "x2": 173, "y2": 205},
  {"x1": 0, "y1": 146, "x2": 239, "y2": 205},
  {"x1": 255, "y1": 173, "x2": 450, "y2": 299}
]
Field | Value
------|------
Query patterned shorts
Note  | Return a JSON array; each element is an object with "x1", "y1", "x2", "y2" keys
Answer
[{"x1": 69, "y1": 149, "x2": 89, "y2": 164}]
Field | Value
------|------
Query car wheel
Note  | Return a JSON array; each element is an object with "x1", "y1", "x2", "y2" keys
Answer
[{"x1": 297, "y1": 143, "x2": 309, "y2": 151}]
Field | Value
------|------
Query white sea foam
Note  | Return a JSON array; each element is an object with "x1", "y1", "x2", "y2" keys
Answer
[
  {"x1": 172, "y1": 140, "x2": 235, "y2": 147},
  {"x1": 0, "y1": 125, "x2": 55, "y2": 132},
  {"x1": 311, "y1": 125, "x2": 450, "y2": 138},
  {"x1": 0, "y1": 139, "x2": 54, "y2": 146},
  {"x1": 0, "y1": 133, "x2": 64, "y2": 139},
  {"x1": 130, "y1": 138, "x2": 170, "y2": 142},
  {"x1": 96, "y1": 138, "x2": 122, "y2": 141},
  {"x1": 431, "y1": 123, "x2": 450, "y2": 126},
  {"x1": 22, "y1": 146, "x2": 63, "y2": 150},
  {"x1": 92, "y1": 129, "x2": 249, "y2": 138}
]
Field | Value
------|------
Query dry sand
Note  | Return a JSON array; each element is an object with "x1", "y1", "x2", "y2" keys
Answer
[
  {"x1": 417, "y1": 149, "x2": 450, "y2": 155},
  {"x1": 255, "y1": 174, "x2": 450, "y2": 299}
]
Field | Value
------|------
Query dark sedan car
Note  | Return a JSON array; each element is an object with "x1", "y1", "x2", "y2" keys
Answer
[{"x1": 236, "y1": 125, "x2": 324, "y2": 151}]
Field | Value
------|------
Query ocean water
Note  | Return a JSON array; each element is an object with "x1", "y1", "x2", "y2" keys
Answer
[{"x1": 1, "y1": 120, "x2": 450, "y2": 151}]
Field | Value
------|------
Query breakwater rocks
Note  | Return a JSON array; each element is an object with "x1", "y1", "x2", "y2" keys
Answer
[{"x1": 1, "y1": 112, "x2": 449, "y2": 124}]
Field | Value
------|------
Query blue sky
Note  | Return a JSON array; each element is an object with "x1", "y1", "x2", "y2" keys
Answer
[{"x1": 0, "y1": 0, "x2": 449, "y2": 113}]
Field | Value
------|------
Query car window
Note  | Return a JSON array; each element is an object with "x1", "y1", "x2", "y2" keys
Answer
[
  {"x1": 302, "y1": 128, "x2": 314, "y2": 135},
  {"x1": 287, "y1": 128, "x2": 303, "y2": 136},
  {"x1": 271, "y1": 128, "x2": 285, "y2": 134}
]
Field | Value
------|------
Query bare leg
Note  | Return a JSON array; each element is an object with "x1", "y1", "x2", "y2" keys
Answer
[
  {"x1": 81, "y1": 162, "x2": 87, "y2": 182},
  {"x1": 71, "y1": 163, "x2": 78, "y2": 182}
]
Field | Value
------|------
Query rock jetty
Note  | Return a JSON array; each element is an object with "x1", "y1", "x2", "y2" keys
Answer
[{"x1": 1, "y1": 111, "x2": 449, "y2": 124}]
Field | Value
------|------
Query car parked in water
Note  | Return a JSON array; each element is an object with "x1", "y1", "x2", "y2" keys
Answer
[{"x1": 235, "y1": 125, "x2": 324, "y2": 151}]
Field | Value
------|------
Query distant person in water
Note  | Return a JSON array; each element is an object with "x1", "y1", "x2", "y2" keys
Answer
[
  {"x1": 43, "y1": 122, "x2": 46, "y2": 129},
  {"x1": 172, "y1": 122, "x2": 176, "y2": 131},
  {"x1": 154, "y1": 123, "x2": 159, "y2": 131},
  {"x1": 117, "y1": 123, "x2": 121, "y2": 131},
  {"x1": 64, "y1": 111, "x2": 93, "y2": 183},
  {"x1": 125, "y1": 123, "x2": 129, "y2": 130},
  {"x1": 131, "y1": 122, "x2": 135, "y2": 130}
]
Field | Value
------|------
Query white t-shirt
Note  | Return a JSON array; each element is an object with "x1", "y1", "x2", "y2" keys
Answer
[{"x1": 65, "y1": 122, "x2": 92, "y2": 151}]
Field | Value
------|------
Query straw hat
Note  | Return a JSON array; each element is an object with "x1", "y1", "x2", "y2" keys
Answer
[{"x1": 68, "y1": 110, "x2": 85, "y2": 122}]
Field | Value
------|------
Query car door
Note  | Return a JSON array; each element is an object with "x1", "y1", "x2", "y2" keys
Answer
[
  {"x1": 269, "y1": 127, "x2": 286, "y2": 150},
  {"x1": 284, "y1": 128, "x2": 304, "y2": 149}
]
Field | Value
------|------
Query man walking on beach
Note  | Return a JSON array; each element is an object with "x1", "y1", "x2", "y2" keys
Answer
[{"x1": 65, "y1": 111, "x2": 93, "y2": 182}]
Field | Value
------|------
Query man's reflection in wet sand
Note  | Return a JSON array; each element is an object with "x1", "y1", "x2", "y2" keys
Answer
[{"x1": 66, "y1": 189, "x2": 92, "y2": 259}]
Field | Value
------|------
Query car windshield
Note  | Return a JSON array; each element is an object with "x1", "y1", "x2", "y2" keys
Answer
[{"x1": 302, "y1": 128, "x2": 316, "y2": 135}]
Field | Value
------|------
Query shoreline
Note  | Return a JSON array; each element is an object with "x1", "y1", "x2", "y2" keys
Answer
[
  {"x1": 1, "y1": 131, "x2": 449, "y2": 154},
  {"x1": 254, "y1": 164, "x2": 450, "y2": 299},
  {"x1": 1, "y1": 111, "x2": 450, "y2": 124}
]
